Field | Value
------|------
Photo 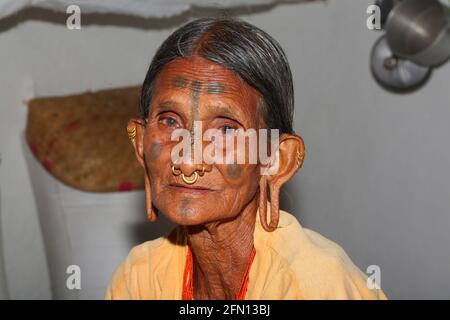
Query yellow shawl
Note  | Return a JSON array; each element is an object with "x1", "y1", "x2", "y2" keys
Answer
[{"x1": 105, "y1": 206, "x2": 387, "y2": 300}]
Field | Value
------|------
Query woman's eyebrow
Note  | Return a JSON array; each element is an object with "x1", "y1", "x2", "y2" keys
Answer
[
  {"x1": 206, "y1": 104, "x2": 246, "y2": 126},
  {"x1": 153, "y1": 100, "x2": 248, "y2": 126},
  {"x1": 152, "y1": 100, "x2": 182, "y2": 115}
]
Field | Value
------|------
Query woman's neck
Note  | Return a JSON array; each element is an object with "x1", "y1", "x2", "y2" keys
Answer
[{"x1": 185, "y1": 198, "x2": 258, "y2": 300}]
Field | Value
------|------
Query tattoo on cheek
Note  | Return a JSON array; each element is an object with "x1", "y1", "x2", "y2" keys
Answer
[
  {"x1": 148, "y1": 142, "x2": 162, "y2": 162},
  {"x1": 226, "y1": 164, "x2": 243, "y2": 179}
]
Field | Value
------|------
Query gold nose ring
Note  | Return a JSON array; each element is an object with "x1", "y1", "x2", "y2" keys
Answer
[
  {"x1": 181, "y1": 171, "x2": 199, "y2": 185},
  {"x1": 172, "y1": 164, "x2": 182, "y2": 176},
  {"x1": 198, "y1": 164, "x2": 206, "y2": 176},
  {"x1": 171, "y1": 164, "x2": 200, "y2": 185}
]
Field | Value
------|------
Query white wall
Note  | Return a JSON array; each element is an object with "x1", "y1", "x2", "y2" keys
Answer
[
  {"x1": 0, "y1": 0, "x2": 449, "y2": 299},
  {"x1": 0, "y1": 6, "x2": 174, "y2": 299},
  {"x1": 276, "y1": 1, "x2": 450, "y2": 299}
]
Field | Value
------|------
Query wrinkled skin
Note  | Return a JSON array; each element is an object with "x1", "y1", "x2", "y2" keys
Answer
[
  {"x1": 130, "y1": 56, "x2": 304, "y2": 299},
  {"x1": 146, "y1": 56, "x2": 264, "y2": 227}
]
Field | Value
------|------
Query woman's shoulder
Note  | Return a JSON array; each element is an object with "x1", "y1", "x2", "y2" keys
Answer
[
  {"x1": 257, "y1": 208, "x2": 349, "y2": 262},
  {"x1": 120, "y1": 225, "x2": 185, "y2": 269},
  {"x1": 259, "y1": 209, "x2": 387, "y2": 299},
  {"x1": 105, "y1": 226, "x2": 185, "y2": 299}
]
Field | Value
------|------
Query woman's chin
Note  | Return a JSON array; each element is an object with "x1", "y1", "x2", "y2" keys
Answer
[{"x1": 158, "y1": 202, "x2": 214, "y2": 226}]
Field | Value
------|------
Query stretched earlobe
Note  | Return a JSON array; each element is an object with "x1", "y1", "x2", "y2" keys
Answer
[
  {"x1": 144, "y1": 172, "x2": 158, "y2": 222},
  {"x1": 258, "y1": 134, "x2": 305, "y2": 231},
  {"x1": 129, "y1": 118, "x2": 157, "y2": 222},
  {"x1": 258, "y1": 175, "x2": 280, "y2": 232}
]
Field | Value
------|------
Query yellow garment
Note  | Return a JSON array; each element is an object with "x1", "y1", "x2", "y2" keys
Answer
[{"x1": 105, "y1": 206, "x2": 387, "y2": 300}]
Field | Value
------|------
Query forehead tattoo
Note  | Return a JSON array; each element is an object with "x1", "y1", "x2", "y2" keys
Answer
[
  {"x1": 172, "y1": 76, "x2": 188, "y2": 89},
  {"x1": 190, "y1": 80, "x2": 202, "y2": 147},
  {"x1": 207, "y1": 82, "x2": 225, "y2": 94},
  {"x1": 170, "y1": 76, "x2": 226, "y2": 94},
  {"x1": 169, "y1": 76, "x2": 229, "y2": 147}
]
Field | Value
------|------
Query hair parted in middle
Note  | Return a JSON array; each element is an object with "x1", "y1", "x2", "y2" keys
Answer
[{"x1": 139, "y1": 17, "x2": 295, "y2": 135}]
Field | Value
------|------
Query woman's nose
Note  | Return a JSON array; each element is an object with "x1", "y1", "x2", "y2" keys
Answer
[
  {"x1": 176, "y1": 160, "x2": 212, "y2": 177},
  {"x1": 178, "y1": 161, "x2": 202, "y2": 177}
]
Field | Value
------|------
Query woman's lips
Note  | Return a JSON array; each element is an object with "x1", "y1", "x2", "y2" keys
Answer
[{"x1": 168, "y1": 183, "x2": 215, "y2": 195}]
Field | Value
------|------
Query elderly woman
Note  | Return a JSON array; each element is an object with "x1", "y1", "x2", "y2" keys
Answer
[{"x1": 105, "y1": 18, "x2": 387, "y2": 300}]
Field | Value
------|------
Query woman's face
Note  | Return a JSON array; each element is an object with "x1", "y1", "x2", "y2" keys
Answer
[{"x1": 142, "y1": 56, "x2": 266, "y2": 225}]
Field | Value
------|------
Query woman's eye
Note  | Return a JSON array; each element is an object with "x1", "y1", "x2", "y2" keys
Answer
[
  {"x1": 160, "y1": 116, "x2": 178, "y2": 127},
  {"x1": 220, "y1": 125, "x2": 237, "y2": 134}
]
